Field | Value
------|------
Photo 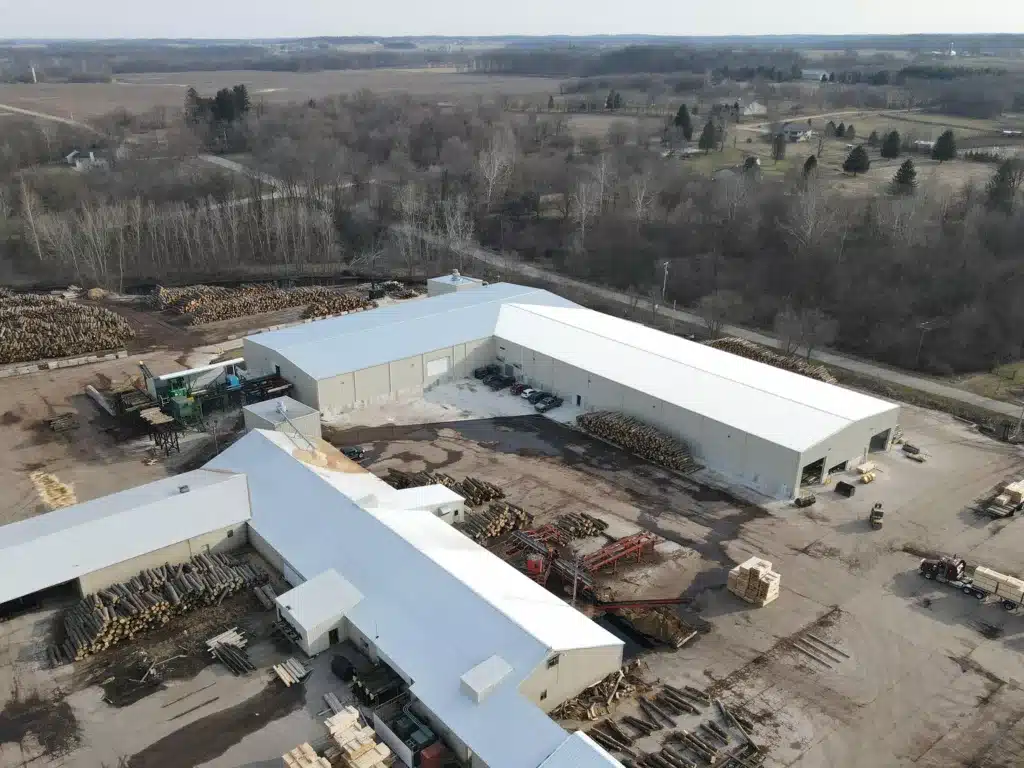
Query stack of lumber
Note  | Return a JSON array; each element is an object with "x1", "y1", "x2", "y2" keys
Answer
[
  {"x1": 301, "y1": 291, "x2": 376, "y2": 320},
  {"x1": 29, "y1": 470, "x2": 77, "y2": 510},
  {"x1": 324, "y1": 706, "x2": 392, "y2": 768},
  {"x1": 46, "y1": 553, "x2": 268, "y2": 666},
  {"x1": 282, "y1": 743, "x2": 331, "y2": 768},
  {"x1": 0, "y1": 293, "x2": 134, "y2": 364},
  {"x1": 1001, "y1": 480, "x2": 1024, "y2": 506},
  {"x1": 971, "y1": 567, "x2": 1024, "y2": 604},
  {"x1": 576, "y1": 412, "x2": 700, "y2": 474},
  {"x1": 455, "y1": 501, "x2": 534, "y2": 543},
  {"x1": 554, "y1": 512, "x2": 608, "y2": 539},
  {"x1": 705, "y1": 337, "x2": 838, "y2": 385},
  {"x1": 727, "y1": 557, "x2": 781, "y2": 607},
  {"x1": 273, "y1": 658, "x2": 311, "y2": 686},
  {"x1": 383, "y1": 469, "x2": 504, "y2": 507},
  {"x1": 208, "y1": 627, "x2": 255, "y2": 675},
  {"x1": 551, "y1": 660, "x2": 648, "y2": 721}
]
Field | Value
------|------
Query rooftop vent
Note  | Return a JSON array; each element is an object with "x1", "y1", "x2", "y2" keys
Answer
[{"x1": 178, "y1": 485, "x2": 190, "y2": 494}]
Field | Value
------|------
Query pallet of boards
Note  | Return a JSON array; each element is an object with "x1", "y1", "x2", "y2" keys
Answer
[
  {"x1": 46, "y1": 553, "x2": 268, "y2": 666},
  {"x1": 324, "y1": 706, "x2": 392, "y2": 768},
  {"x1": 454, "y1": 501, "x2": 534, "y2": 543},
  {"x1": 274, "y1": 658, "x2": 311, "y2": 687},
  {"x1": 576, "y1": 411, "x2": 701, "y2": 474},
  {"x1": 972, "y1": 567, "x2": 1024, "y2": 604},
  {"x1": 282, "y1": 743, "x2": 331, "y2": 768},
  {"x1": 727, "y1": 557, "x2": 781, "y2": 607}
]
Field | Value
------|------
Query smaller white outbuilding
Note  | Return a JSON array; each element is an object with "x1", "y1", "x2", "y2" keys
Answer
[
  {"x1": 275, "y1": 568, "x2": 363, "y2": 656},
  {"x1": 243, "y1": 395, "x2": 321, "y2": 441},
  {"x1": 427, "y1": 270, "x2": 485, "y2": 296}
]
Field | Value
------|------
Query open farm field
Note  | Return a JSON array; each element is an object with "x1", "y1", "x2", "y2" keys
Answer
[{"x1": 0, "y1": 69, "x2": 558, "y2": 119}]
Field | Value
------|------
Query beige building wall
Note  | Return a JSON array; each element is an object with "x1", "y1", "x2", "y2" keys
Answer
[
  {"x1": 519, "y1": 645, "x2": 623, "y2": 712},
  {"x1": 77, "y1": 522, "x2": 248, "y2": 595}
]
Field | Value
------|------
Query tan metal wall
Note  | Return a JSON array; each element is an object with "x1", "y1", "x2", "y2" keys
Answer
[
  {"x1": 77, "y1": 522, "x2": 248, "y2": 596},
  {"x1": 519, "y1": 645, "x2": 624, "y2": 712},
  {"x1": 317, "y1": 373, "x2": 355, "y2": 412}
]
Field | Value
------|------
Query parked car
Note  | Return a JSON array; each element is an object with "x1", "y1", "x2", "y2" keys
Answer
[
  {"x1": 342, "y1": 446, "x2": 365, "y2": 461},
  {"x1": 535, "y1": 396, "x2": 564, "y2": 413},
  {"x1": 473, "y1": 364, "x2": 500, "y2": 380},
  {"x1": 481, "y1": 373, "x2": 501, "y2": 387},
  {"x1": 527, "y1": 390, "x2": 551, "y2": 404},
  {"x1": 520, "y1": 388, "x2": 537, "y2": 400},
  {"x1": 488, "y1": 375, "x2": 514, "y2": 391}
]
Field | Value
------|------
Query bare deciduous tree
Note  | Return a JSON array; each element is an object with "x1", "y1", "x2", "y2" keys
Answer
[
  {"x1": 695, "y1": 290, "x2": 746, "y2": 339},
  {"x1": 442, "y1": 193, "x2": 475, "y2": 270},
  {"x1": 800, "y1": 308, "x2": 838, "y2": 360},
  {"x1": 477, "y1": 130, "x2": 516, "y2": 209},
  {"x1": 773, "y1": 305, "x2": 803, "y2": 355},
  {"x1": 570, "y1": 179, "x2": 601, "y2": 252}
]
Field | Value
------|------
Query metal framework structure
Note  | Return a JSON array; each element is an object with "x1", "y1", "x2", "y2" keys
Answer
[{"x1": 581, "y1": 532, "x2": 659, "y2": 574}]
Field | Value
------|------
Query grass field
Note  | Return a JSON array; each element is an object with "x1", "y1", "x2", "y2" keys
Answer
[
  {"x1": 0, "y1": 69, "x2": 559, "y2": 119},
  {"x1": 952, "y1": 362, "x2": 1024, "y2": 403}
]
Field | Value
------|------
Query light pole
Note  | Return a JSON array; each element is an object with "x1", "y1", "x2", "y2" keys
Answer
[
  {"x1": 914, "y1": 318, "x2": 947, "y2": 369},
  {"x1": 661, "y1": 260, "x2": 671, "y2": 303}
]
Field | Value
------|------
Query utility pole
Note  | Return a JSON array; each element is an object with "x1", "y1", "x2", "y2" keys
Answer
[{"x1": 661, "y1": 260, "x2": 670, "y2": 302}]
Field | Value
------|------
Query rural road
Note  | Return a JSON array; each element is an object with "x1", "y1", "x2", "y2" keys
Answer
[{"x1": 1, "y1": 104, "x2": 1003, "y2": 422}]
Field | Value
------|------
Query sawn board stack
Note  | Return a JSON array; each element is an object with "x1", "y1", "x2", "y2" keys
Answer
[{"x1": 728, "y1": 556, "x2": 781, "y2": 607}]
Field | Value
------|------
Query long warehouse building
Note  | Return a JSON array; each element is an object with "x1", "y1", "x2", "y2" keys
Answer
[{"x1": 244, "y1": 281, "x2": 899, "y2": 499}]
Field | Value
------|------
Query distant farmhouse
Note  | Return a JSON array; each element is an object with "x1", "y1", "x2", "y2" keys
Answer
[
  {"x1": 743, "y1": 100, "x2": 768, "y2": 117},
  {"x1": 65, "y1": 150, "x2": 108, "y2": 172}
]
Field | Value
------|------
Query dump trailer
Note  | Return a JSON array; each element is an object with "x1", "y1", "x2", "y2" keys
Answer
[{"x1": 919, "y1": 556, "x2": 1024, "y2": 611}]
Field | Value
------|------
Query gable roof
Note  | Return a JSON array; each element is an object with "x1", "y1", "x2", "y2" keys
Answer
[
  {"x1": 0, "y1": 470, "x2": 251, "y2": 604},
  {"x1": 493, "y1": 302, "x2": 897, "y2": 453},
  {"x1": 244, "y1": 283, "x2": 575, "y2": 380}
]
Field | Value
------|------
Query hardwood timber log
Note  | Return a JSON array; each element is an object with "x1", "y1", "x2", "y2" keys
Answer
[{"x1": 576, "y1": 412, "x2": 701, "y2": 474}]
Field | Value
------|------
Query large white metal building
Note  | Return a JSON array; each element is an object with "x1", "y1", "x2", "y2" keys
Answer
[{"x1": 244, "y1": 282, "x2": 899, "y2": 499}]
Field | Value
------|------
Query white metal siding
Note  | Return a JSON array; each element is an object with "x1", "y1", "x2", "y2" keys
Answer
[
  {"x1": 354, "y1": 364, "x2": 391, "y2": 404},
  {"x1": 318, "y1": 373, "x2": 355, "y2": 412},
  {"x1": 390, "y1": 355, "x2": 424, "y2": 394},
  {"x1": 519, "y1": 645, "x2": 624, "y2": 712}
]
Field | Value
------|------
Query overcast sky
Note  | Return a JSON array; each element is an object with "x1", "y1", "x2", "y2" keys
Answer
[{"x1": 0, "y1": 0, "x2": 1021, "y2": 38}]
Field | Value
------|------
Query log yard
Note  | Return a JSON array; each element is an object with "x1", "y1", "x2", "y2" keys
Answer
[{"x1": 0, "y1": 273, "x2": 1023, "y2": 768}]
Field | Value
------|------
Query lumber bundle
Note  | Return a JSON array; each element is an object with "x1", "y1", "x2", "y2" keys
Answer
[
  {"x1": 29, "y1": 470, "x2": 77, "y2": 510},
  {"x1": 301, "y1": 291, "x2": 377, "y2": 320},
  {"x1": 0, "y1": 293, "x2": 134, "y2": 365},
  {"x1": 273, "y1": 658, "x2": 311, "y2": 686},
  {"x1": 704, "y1": 337, "x2": 838, "y2": 385},
  {"x1": 551, "y1": 660, "x2": 648, "y2": 721},
  {"x1": 576, "y1": 412, "x2": 700, "y2": 474},
  {"x1": 208, "y1": 627, "x2": 256, "y2": 675},
  {"x1": 554, "y1": 512, "x2": 608, "y2": 539},
  {"x1": 727, "y1": 557, "x2": 781, "y2": 607},
  {"x1": 282, "y1": 743, "x2": 331, "y2": 768},
  {"x1": 454, "y1": 501, "x2": 534, "y2": 543},
  {"x1": 46, "y1": 553, "x2": 268, "y2": 666},
  {"x1": 324, "y1": 706, "x2": 392, "y2": 768},
  {"x1": 383, "y1": 469, "x2": 504, "y2": 507}
]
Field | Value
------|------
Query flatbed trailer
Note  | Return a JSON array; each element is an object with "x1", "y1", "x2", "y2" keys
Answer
[{"x1": 919, "y1": 557, "x2": 1024, "y2": 611}]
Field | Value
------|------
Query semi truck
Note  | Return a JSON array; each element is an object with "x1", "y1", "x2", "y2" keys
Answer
[{"x1": 919, "y1": 556, "x2": 1024, "y2": 611}]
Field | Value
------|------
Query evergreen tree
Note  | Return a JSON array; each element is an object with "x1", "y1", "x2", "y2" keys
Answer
[
  {"x1": 836, "y1": 122, "x2": 846, "y2": 138},
  {"x1": 891, "y1": 159, "x2": 917, "y2": 194},
  {"x1": 231, "y1": 84, "x2": 250, "y2": 117},
  {"x1": 825, "y1": 120, "x2": 837, "y2": 137},
  {"x1": 821, "y1": 74, "x2": 828, "y2": 83},
  {"x1": 828, "y1": 72, "x2": 835, "y2": 82},
  {"x1": 867, "y1": 130, "x2": 880, "y2": 146},
  {"x1": 842, "y1": 145, "x2": 871, "y2": 175},
  {"x1": 698, "y1": 120, "x2": 718, "y2": 153},
  {"x1": 771, "y1": 133, "x2": 787, "y2": 163},
  {"x1": 932, "y1": 130, "x2": 956, "y2": 162},
  {"x1": 880, "y1": 130, "x2": 901, "y2": 159},
  {"x1": 674, "y1": 104, "x2": 694, "y2": 141},
  {"x1": 846, "y1": 124, "x2": 856, "y2": 140},
  {"x1": 548, "y1": 94, "x2": 555, "y2": 110},
  {"x1": 803, "y1": 155, "x2": 818, "y2": 177},
  {"x1": 985, "y1": 159, "x2": 1024, "y2": 213}
]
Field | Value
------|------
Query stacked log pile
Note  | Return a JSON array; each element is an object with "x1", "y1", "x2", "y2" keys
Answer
[
  {"x1": 383, "y1": 469, "x2": 504, "y2": 507},
  {"x1": 0, "y1": 294, "x2": 135, "y2": 365},
  {"x1": 152, "y1": 284, "x2": 375, "y2": 325},
  {"x1": 577, "y1": 412, "x2": 700, "y2": 474},
  {"x1": 554, "y1": 512, "x2": 608, "y2": 539},
  {"x1": 46, "y1": 553, "x2": 267, "y2": 666},
  {"x1": 551, "y1": 660, "x2": 648, "y2": 721},
  {"x1": 454, "y1": 501, "x2": 534, "y2": 543},
  {"x1": 152, "y1": 284, "x2": 237, "y2": 313},
  {"x1": 301, "y1": 291, "x2": 377, "y2": 320},
  {"x1": 705, "y1": 337, "x2": 838, "y2": 385}
]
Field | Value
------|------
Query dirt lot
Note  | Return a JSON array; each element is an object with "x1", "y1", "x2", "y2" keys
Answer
[
  {"x1": 327, "y1": 400, "x2": 1024, "y2": 768},
  {"x1": 0, "y1": 69, "x2": 557, "y2": 119}
]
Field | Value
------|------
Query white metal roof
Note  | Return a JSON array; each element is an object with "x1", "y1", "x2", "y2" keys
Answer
[
  {"x1": 207, "y1": 430, "x2": 621, "y2": 768},
  {"x1": 243, "y1": 395, "x2": 318, "y2": 425},
  {"x1": 494, "y1": 303, "x2": 898, "y2": 453},
  {"x1": 244, "y1": 283, "x2": 575, "y2": 380},
  {"x1": 275, "y1": 568, "x2": 362, "y2": 633},
  {"x1": 0, "y1": 470, "x2": 251, "y2": 604},
  {"x1": 539, "y1": 733, "x2": 622, "y2": 768},
  {"x1": 391, "y1": 484, "x2": 464, "y2": 510}
]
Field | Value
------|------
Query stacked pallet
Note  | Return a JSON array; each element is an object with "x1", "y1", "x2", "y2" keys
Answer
[
  {"x1": 576, "y1": 412, "x2": 701, "y2": 474},
  {"x1": 324, "y1": 706, "x2": 392, "y2": 768},
  {"x1": 455, "y1": 501, "x2": 534, "y2": 543},
  {"x1": 46, "y1": 553, "x2": 268, "y2": 666},
  {"x1": 554, "y1": 512, "x2": 608, "y2": 539},
  {"x1": 705, "y1": 337, "x2": 838, "y2": 385},
  {"x1": 727, "y1": 557, "x2": 781, "y2": 607},
  {"x1": 282, "y1": 743, "x2": 331, "y2": 768},
  {"x1": 29, "y1": 471, "x2": 77, "y2": 510},
  {"x1": 0, "y1": 294, "x2": 135, "y2": 364}
]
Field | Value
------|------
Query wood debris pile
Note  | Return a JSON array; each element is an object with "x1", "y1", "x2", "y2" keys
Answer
[
  {"x1": 301, "y1": 291, "x2": 377, "y2": 319},
  {"x1": 617, "y1": 607, "x2": 699, "y2": 649},
  {"x1": 552, "y1": 660, "x2": 649, "y2": 721},
  {"x1": 30, "y1": 470, "x2": 77, "y2": 510},
  {"x1": 455, "y1": 501, "x2": 534, "y2": 543},
  {"x1": 705, "y1": 337, "x2": 838, "y2": 384},
  {"x1": 577, "y1": 411, "x2": 701, "y2": 474},
  {"x1": 0, "y1": 294, "x2": 134, "y2": 364},
  {"x1": 47, "y1": 553, "x2": 268, "y2": 666},
  {"x1": 383, "y1": 468, "x2": 504, "y2": 506},
  {"x1": 208, "y1": 627, "x2": 255, "y2": 675}
]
